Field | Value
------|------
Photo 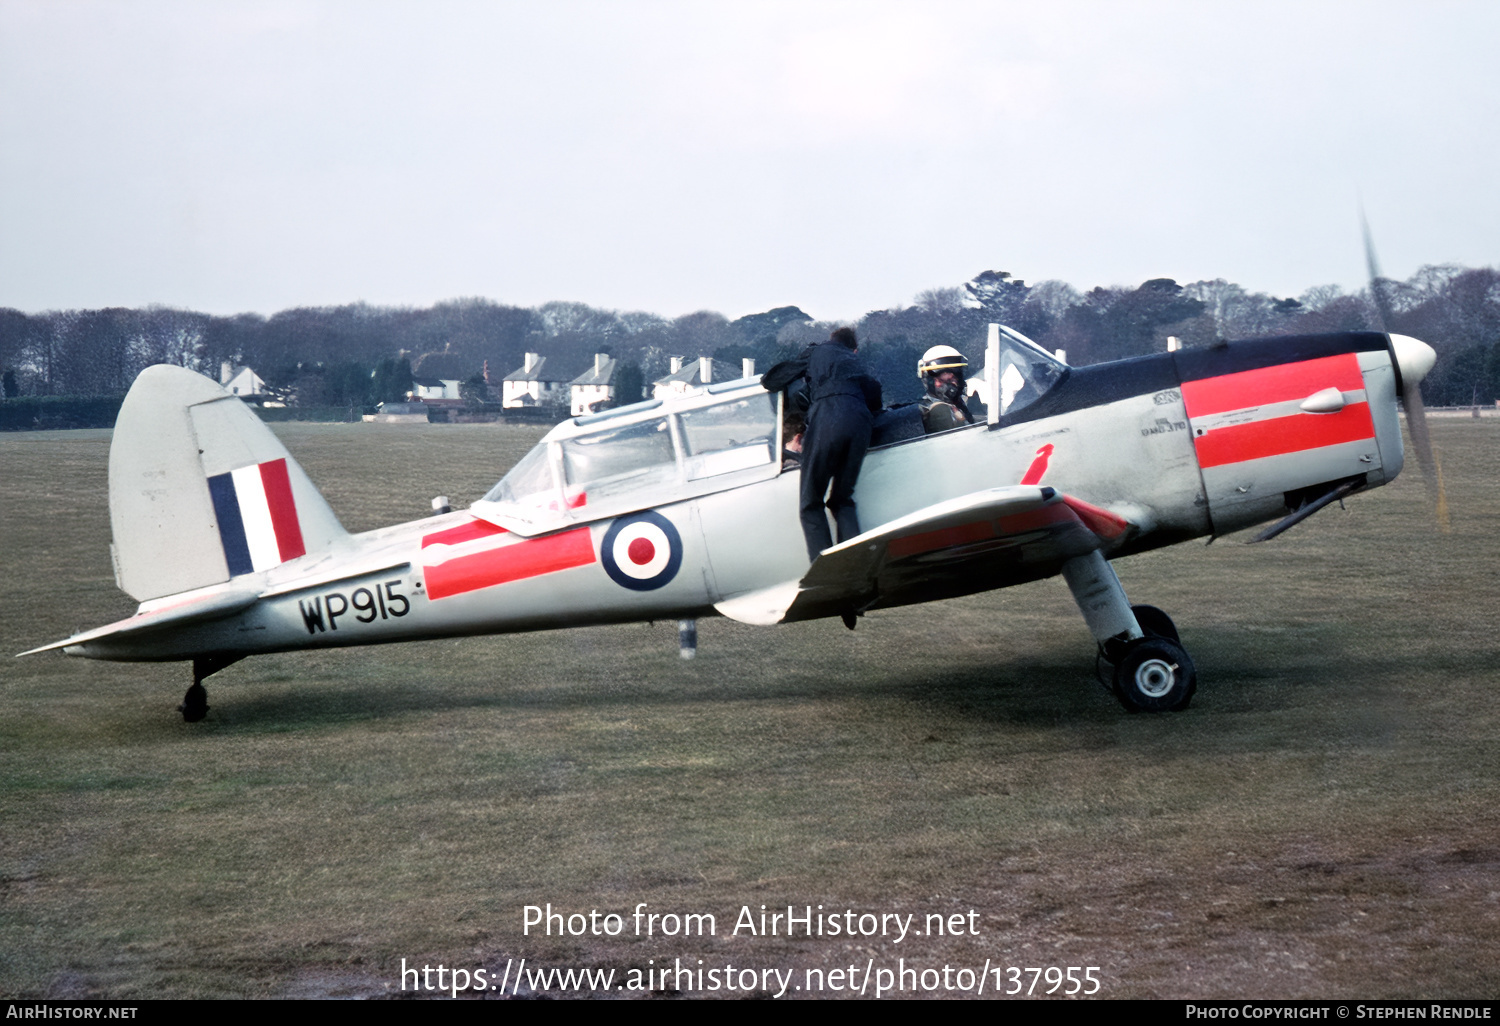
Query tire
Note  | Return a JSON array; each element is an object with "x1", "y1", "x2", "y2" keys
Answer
[
  {"x1": 179, "y1": 683, "x2": 208, "y2": 723},
  {"x1": 1130, "y1": 604, "x2": 1179, "y2": 643},
  {"x1": 1112, "y1": 636, "x2": 1196, "y2": 713}
]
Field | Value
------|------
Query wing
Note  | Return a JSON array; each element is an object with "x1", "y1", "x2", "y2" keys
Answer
[{"x1": 715, "y1": 486, "x2": 1134, "y2": 626}]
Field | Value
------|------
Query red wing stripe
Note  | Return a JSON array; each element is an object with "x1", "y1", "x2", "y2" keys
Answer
[
  {"x1": 425, "y1": 527, "x2": 595, "y2": 600},
  {"x1": 995, "y1": 503, "x2": 1077, "y2": 536},
  {"x1": 886, "y1": 504, "x2": 1080, "y2": 561},
  {"x1": 887, "y1": 520, "x2": 996, "y2": 560},
  {"x1": 258, "y1": 458, "x2": 306, "y2": 562},
  {"x1": 1182, "y1": 353, "x2": 1366, "y2": 418},
  {"x1": 1194, "y1": 404, "x2": 1376, "y2": 469},
  {"x1": 422, "y1": 518, "x2": 507, "y2": 549}
]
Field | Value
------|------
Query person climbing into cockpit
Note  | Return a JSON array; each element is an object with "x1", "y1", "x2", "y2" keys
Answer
[
  {"x1": 763, "y1": 326, "x2": 882, "y2": 561},
  {"x1": 797, "y1": 327, "x2": 882, "y2": 561},
  {"x1": 917, "y1": 345, "x2": 973, "y2": 433}
]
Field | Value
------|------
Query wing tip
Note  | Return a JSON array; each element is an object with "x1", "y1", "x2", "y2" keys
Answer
[{"x1": 16, "y1": 638, "x2": 77, "y2": 657}]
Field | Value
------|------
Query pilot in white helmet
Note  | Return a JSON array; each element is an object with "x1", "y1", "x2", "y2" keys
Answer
[{"x1": 917, "y1": 345, "x2": 972, "y2": 433}]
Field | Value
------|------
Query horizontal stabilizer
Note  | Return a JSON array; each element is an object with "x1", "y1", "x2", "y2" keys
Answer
[
  {"x1": 715, "y1": 487, "x2": 1135, "y2": 626},
  {"x1": 20, "y1": 552, "x2": 417, "y2": 656},
  {"x1": 18, "y1": 584, "x2": 260, "y2": 656}
]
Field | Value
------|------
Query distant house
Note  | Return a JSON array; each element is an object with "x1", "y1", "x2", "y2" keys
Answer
[
  {"x1": 409, "y1": 377, "x2": 463, "y2": 405},
  {"x1": 652, "y1": 356, "x2": 714, "y2": 400},
  {"x1": 570, "y1": 353, "x2": 617, "y2": 416},
  {"x1": 219, "y1": 361, "x2": 266, "y2": 398},
  {"x1": 408, "y1": 348, "x2": 475, "y2": 407},
  {"x1": 502, "y1": 352, "x2": 568, "y2": 408},
  {"x1": 411, "y1": 349, "x2": 471, "y2": 381}
]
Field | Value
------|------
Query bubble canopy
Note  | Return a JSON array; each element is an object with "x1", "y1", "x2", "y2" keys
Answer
[{"x1": 473, "y1": 377, "x2": 780, "y2": 534}]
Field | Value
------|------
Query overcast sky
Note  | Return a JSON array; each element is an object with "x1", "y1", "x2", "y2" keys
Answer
[{"x1": 2, "y1": 1, "x2": 1497, "y2": 322}]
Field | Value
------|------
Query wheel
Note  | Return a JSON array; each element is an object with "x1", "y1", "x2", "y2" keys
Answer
[
  {"x1": 179, "y1": 682, "x2": 209, "y2": 723},
  {"x1": 1130, "y1": 604, "x2": 1179, "y2": 643},
  {"x1": 1112, "y1": 636, "x2": 1196, "y2": 713}
]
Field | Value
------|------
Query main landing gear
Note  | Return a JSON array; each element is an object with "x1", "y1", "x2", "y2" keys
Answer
[
  {"x1": 178, "y1": 681, "x2": 209, "y2": 723},
  {"x1": 177, "y1": 654, "x2": 241, "y2": 722},
  {"x1": 1061, "y1": 551, "x2": 1196, "y2": 713}
]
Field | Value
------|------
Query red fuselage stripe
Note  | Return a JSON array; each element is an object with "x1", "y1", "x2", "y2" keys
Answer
[
  {"x1": 425, "y1": 527, "x2": 596, "y2": 600},
  {"x1": 1193, "y1": 404, "x2": 1375, "y2": 469},
  {"x1": 1181, "y1": 353, "x2": 1366, "y2": 418}
]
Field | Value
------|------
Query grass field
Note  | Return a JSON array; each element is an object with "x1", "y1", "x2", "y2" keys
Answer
[{"x1": 2, "y1": 421, "x2": 1497, "y2": 999}]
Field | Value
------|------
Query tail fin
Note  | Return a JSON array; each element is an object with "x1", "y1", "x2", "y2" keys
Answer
[{"x1": 109, "y1": 365, "x2": 348, "y2": 601}]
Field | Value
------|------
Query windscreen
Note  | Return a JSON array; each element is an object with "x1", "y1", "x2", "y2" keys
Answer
[
  {"x1": 994, "y1": 329, "x2": 1067, "y2": 416},
  {"x1": 481, "y1": 443, "x2": 558, "y2": 513}
]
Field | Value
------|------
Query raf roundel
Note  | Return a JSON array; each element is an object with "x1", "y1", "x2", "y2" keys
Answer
[{"x1": 600, "y1": 511, "x2": 683, "y2": 591}]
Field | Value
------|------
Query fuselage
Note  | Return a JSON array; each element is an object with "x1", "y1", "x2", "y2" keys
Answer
[{"x1": 68, "y1": 330, "x2": 1408, "y2": 663}]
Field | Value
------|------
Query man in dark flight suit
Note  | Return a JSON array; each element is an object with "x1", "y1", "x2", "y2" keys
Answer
[{"x1": 797, "y1": 327, "x2": 881, "y2": 562}]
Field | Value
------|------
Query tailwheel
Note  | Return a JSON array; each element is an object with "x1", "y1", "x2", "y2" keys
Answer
[
  {"x1": 1112, "y1": 636, "x2": 1196, "y2": 713},
  {"x1": 178, "y1": 682, "x2": 209, "y2": 722}
]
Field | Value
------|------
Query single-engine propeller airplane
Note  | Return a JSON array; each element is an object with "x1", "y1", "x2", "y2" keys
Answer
[{"x1": 21, "y1": 321, "x2": 1438, "y2": 720}]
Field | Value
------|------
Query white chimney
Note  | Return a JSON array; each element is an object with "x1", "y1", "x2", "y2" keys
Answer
[
  {"x1": 524, "y1": 352, "x2": 538, "y2": 372},
  {"x1": 595, "y1": 353, "x2": 605, "y2": 375},
  {"x1": 670, "y1": 356, "x2": 683, "y2": 374},
  {"x1": 1167, "y1": 337, "x2": 1181, "y2": 352},
  {"x1": 220, "y1": 361, "x2": 232, "y2": 385},
  {"x1": 742, "y1": 358, "x2": 755, "y2": 378},
  {"x1": 699, "y1": 357, "x2": 711, "y2": 383}
]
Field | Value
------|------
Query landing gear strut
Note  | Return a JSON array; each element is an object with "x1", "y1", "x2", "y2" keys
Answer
[{"x1": 1062, "y1": 550, "x2": 1196, "y2": 713}]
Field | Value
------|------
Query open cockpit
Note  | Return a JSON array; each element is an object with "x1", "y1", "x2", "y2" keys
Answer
[{"x1": 471, "y1": 325, "x2": 1071, "y2": 535}]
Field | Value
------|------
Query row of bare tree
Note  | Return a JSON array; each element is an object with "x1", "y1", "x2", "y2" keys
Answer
[{"x1": 2, "y1": 265, "x2": 1496, "y2": 407}]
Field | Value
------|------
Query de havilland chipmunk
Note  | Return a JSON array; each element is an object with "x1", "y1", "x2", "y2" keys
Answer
[{"x1": 21, "y1": 315, "x2": 1441, "y2": 721}]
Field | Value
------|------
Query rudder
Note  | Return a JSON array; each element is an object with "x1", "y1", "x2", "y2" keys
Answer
[{"x1": 109, "y1": 365, "x2": 348, "y2": 601}]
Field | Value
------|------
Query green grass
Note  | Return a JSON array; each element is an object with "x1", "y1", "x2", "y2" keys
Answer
[{"x1": 1, "y1": 421, "x2": 1498, "y2": 998}]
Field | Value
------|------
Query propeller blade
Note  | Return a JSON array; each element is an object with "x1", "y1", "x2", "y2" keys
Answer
[
  {"x1": 1364, "y1": 214, "x2": 1451, "y2": 532},
  {"x1": 1362, "y1": 210, "x2": 1396, "y2": 332},
  {"x1": 1400, "y1": 378, "x2": 1445, "y2": 515}
]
